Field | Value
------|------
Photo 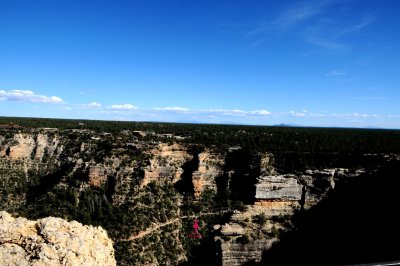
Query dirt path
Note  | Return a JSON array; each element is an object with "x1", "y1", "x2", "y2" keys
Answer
[
  {"x1": 118, "y1": 212, "x2": 222, "y2": 242},
  {"x1": 126, "y1": 217, "x2": 182, "y2": 241}
]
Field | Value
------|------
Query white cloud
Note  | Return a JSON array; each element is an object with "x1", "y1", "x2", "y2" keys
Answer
[
  {"x1": 387, "y1": 115, "x2": 400, "y2": 119},
  {"x1": 306, "y1": 112, "x2": 381, "y2": 119},
  {"x1": 208, "y1": 109, "x2": 246, "y2": 116},
  {"x1": 79, "y1": 89, "x2": 96, "y2": 95},
  {"x1": 155, "y1": 106, "x2": 190, "y2": 112},
  {"x1": 152, "y1": 107, "x2": 271, "y2": 118},
  {"x1": 0, "y1": 90, "x2": 63, "y2": 103},
  {"x1": 206, "y1": 108, "x2": 271, "y2": 117},
  {"x1": 290, "y1": 110, "x2": 306, "y2": 117},
  {"x1": 274, "y1": 0, "x2": 330, "y2": 29},
  {"x1": 336, "y1": 15, "x2": 375, "y2": 38},
  {"x1": 351, "y1": 113, "x2": 379, "y2": 118},
  {"x1": 302, "y1": 13, "x2": 374, "y2": 51},
  {"x1": 109, "y1": 104, "x2": 137, "y2": 110},
  {"x1": 81, "y1": 102, "x2": 102, "y2": 109},
  {"x1": 306, "y1": 37, "x2": 351, "y2": 50},
  {"x1": 244, "y1": 1, "x2": 329, "y2": 39},
  {"x1": 250, "y1": 109, "x2": 271, "y2": 115},
  {"x1": 326, "y1": 70, "x2": 347, "y2": 77},
  {"x1": 242, "y1": 1, "x2": 375, "y2": 53},
  {"x1": 229, "y1": 109, "x2": 246, "y2": 115},
  {"x1": 252, "y1": 2, "x2": 373, "y2": 51}
]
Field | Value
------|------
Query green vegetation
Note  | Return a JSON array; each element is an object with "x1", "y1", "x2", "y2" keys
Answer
[
  {"x1": 2, "y1": 116, "x2": 400, "y2": 172},
  {"x1": 1, "y1": 116, "x2": 400, "y2": 264}
]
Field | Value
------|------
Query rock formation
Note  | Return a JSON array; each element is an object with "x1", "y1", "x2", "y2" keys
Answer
[
  {"x1": 255, "y1": 175, "x2": 303, "y2": 201},
  {"x1": 0, "y1": 126, "x2": 391, "y2": 266},
  {"x1": 260, "y1": 152, "x2": 276, "y2": 175},
  {"x1": 143, "y1": 143, "x2": 192, "y2": 187},
  {"x1": 0, "y1": 211, "x2": 116, "y2": 266},
  {"x1": 215, "y1": 169, "x2": 342, "y2": 265},
  {"x1": 192, "y1": 150, "x2": 224, "y2": 198},
  {"x1": 221, "y1": 223, "x2": 246, "y2": 236},
  {"x1": 219, "y1": 239, "x2": 275, "y2": 266}
]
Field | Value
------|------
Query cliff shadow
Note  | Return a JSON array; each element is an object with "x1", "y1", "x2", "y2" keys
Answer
[
  {"x1": 26, "y1": 162, "x2": 75, "y2": 202},
  {"x1": 259, "y1": 160, "x2": 400, "y2": 265},
  {"x1": 224, "y1": 148, "x2": 260, "y2": 204},
  {"x1": 179, "y1": 235, "x2": 219, "y2": 266},
  {"x1": 175, "y1": 145, "x2": 203, "y2": 195}
]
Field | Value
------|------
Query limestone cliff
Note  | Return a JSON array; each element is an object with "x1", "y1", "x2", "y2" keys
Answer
[
  {"x1": 255, "y1": 175, "x2": 303, "y2": 201},
  {"x1": 143, "y1": 143, "x2": 192, "y2": 187},
  {"x1": 0, "y1": 211, "x2": 116, "y2": 266},
  {"x1": 215, "y1": 167, "x2": 368, "y2": 265},
  {"x1": 219, "y1": 239, "x2": 275, "y2": 265},
  {"x1": 192, "y1": 149, "x2": 224, "y2": 198},
  {"x1": 0, "y1": 129, "x2": 188, "y2": 265},
  {"x1": 1, "y1": 131, "x2": 62, "y2": 161}
]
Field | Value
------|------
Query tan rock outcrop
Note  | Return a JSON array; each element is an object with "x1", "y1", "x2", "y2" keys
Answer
[
  {"x1": 88, "y1": 165, "x2": 108, "y2": 188},
  {"x1": 34, "y1": 133, "x2": 60, "y2": 160},
  {"x1": 0, "y1": 211, "x2": 116, "y2": 266},
  {"x1": 221, "y1": 223, "x2": 245, "y2": 236},
  {"x1": 7, "y1": 133, "x2": 36, "y2": 160},
  {"x1": 253, "y1": 201, "x2": 300, "y2": 217},
  {"x1": 143, "y1": 143, "x2": 192, "y2": 187},
  {"x1": 192, "y1": 150, "x2": 224, "y2": 198}
]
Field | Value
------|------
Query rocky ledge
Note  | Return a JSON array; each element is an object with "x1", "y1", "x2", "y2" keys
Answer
[
  {"x1": 0, "y1": 211, "x2": 116, "y2": 266},
  {"x1": 255, "y1": 175, "x2": 303, "y2": 201}
]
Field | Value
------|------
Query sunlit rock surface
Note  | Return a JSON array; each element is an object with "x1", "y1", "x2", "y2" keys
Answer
[
  {"x1": 0, "y1": 211, "x2": 116, "y2": 266},
  {"x1": 255, "y1": 175, "x2": 303, "y2": 201}
]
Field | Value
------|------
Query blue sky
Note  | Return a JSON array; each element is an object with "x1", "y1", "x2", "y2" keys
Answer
[{"x1": 1, "y1": 0, "x2": 400, "y2": 128}]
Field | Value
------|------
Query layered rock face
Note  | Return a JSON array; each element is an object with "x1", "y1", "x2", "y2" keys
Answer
[
  {"x1": 216, "y1": 167, "x2": 370, "y2": 265},
  {"x1": 215, "y1": 175, "x2": 303, "y2": 266},
  {"x1": 255, "y1": 175, "x2": 303, "y2": 201},
  {"x1": 253, "y1": 175, "x2": 303, "y2": 219},
  {"x1": 216, "y1": 211, "x2": 281, "y2": 266},
  {"x1": 0, "y1": 129, "x2": 142, "y2": 207},
  {"x1": 216, "y1": 170, "x2": 339, "y2": 265},
  {"x1": 0, "y1": 211, "x2": 116, "y2": 266},
  {"x1": 143, "y1": 143, "x2": 192, "y2": 187},
  {"x1": 1, "y1": 128, "x2": 381, "y2": 266},
  {"x1": 192, "y1": 150, "x2": 224, "y2": 198},
  {"x1": 0, "y1": 129, "x2": 226, "y2": 265},
  {"x1": 219, "y1": 239, "x2": 275, "y2": 265},
  {"x1": 0, "y1": 131, "x2": 63, "y2": 210},
  {"x1": 1, "y1": 132, "x2": 61, "y2": 161}
]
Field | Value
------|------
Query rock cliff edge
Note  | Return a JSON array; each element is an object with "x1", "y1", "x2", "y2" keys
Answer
[{"x1": 0, "y1": 211, "x2": 116, "y2": 266}]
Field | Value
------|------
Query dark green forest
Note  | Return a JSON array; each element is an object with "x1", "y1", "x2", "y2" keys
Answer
[{"x1": 2, "y1": 116, "x2": 400, "y2": 172}]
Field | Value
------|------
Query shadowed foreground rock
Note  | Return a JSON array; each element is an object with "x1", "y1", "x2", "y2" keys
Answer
[{"x1": 0, "y1": 211, "x2": 116, "y2": 266}]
